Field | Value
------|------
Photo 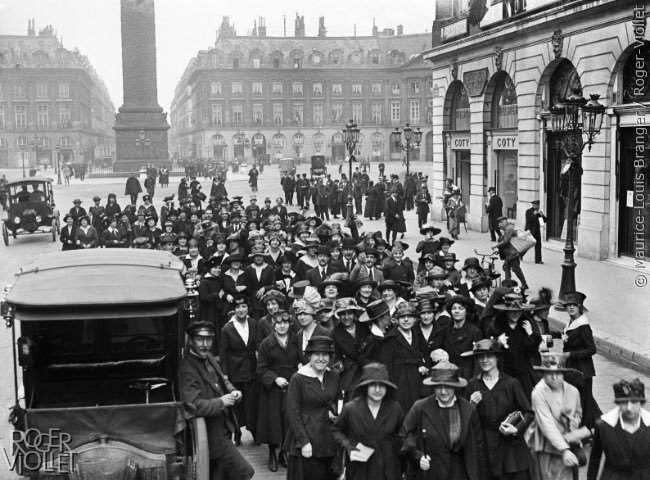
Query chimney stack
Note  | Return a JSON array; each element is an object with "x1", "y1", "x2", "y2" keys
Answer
[
  {"x1": 294, "y1": 13, "x2": 305, "y2": 37},
  {"x1": 259, "y1": 17, "x2": 267, "y2": 37},
  {"x1": 397, "y1": 24, "x2": 403, "y2": 35},
  {"x1": 372, "y1": 18, "x2": 378, "y2": 37},
  {"x1": 318, "y1": 17, "x2": 327, "y2": 37}
]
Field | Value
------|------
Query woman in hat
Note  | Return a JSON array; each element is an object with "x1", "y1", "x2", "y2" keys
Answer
[
  {"x1": 294, "y1": 299, "x2": 331, "y2": 366},
  {"x1": 331, "y1": 363, "x2": 405, "y2": 480},
  {"x1": 363, "y1": 180, "x2": 380, "y2": 220},
  {"x1": 319, "y1": 274, "x2": 343, "y2": 304},
  {"x1": 384, "y1": 247, "x2": 416, "y2": 285},
  {"x1": 416, "y1": 224, "x2": 442, "y2": 269},
  {"x1": 377, "y1": 280, "x2": 407, "y2": 317},
  {"x1": 457, "y1": 258, "x2": 484, "y2": 298},
  {"x1": 220, "y1": 296, "x2": 260, "y2": 445},
  {"x1": 141, "y1": 194, "x2": 158, "y2": 224},
  {"x1": 89, "y1": 195, "x2": 106, "y2": 233},
  {"x1": 433, "y1": 237, "x2": 455, "y2": 269},
  {"x1": 257, "y1": 310, "x2": 300, "y2": 472},
  {"x1": 380, "y1": 302, "x2": 431, "y2": 413},
  {"x1": 354, "y1": 278, "x2": 379, "y2": 309},
  {"x1": 441, "y1": 253, "x2": 462, "y2": 288},
  {"x1": 358, "y1": 299, "x2": 393, "y2": 365},
  {"x1": 74, "y1": 215, "x2": 99, "y2": 249},
  {"x1": 69, "y1": 198, "x2": 87, "y2": 224},
  {"x1": 529, "y1": 287, "x2": 557, "y2": 353},
  {"x1": 296, "y1": 238, "x2": 320, "y2": 281},
  {"x1": 60, "y1": 213, "x2": 78, "y2": 251},
  {"x1": 144, "y1": 215, "x2": 162, "y2": 247},
  {"x1": 464, "y1": 339, "x2": 535, "y2": 480},
  {"x1": 265, "y1": 233, "x2": 284, "y2": 267},
  {"x1": 560, "y1": 291, "x2": 602, "y2": 429},
  {"x1": 285, "y1": 336, "x2": 340, "y2": 480},
  {"x1": 446, "y1": 191, "x2": 464, "y2": 240},
  {"x1": 105, "y1": 193, "x2": 122, "y2": 220},
  {"x1": 486, "y1": 294, "x2": 540, "y2": 399},
  {"x1": 529, "y1": 353, "x2": 583, "y2": 480},
  {"x1": 198, "y1": 257, "x2": 224, "y2": 350},
  {"x1": 275, "y1": 252, "x2": 298, "y2": 298},
  {"x1": 415, "y1": 256, "x2": 446, "y2": 289},
  {"x1": 256, "y1": 290, "x2": 287, "y2": 345},
  {"x1": 415, "y1": 184, "x2": 432, "y2": 229},
  {"x1": 400, "y1": 361, "x2": 488, "y2": 480},
  {"x1": 272, "y1": 197, "x2": 288, "y2": 223},
  {"x1": 469, "y1": 278, "x2": 492, "y2": 334},
  {"x1": 221, "y1": 254, "x2": 248, "y2": 317},
  {"x1": 331, "y1": 298, "x2": 369, "y2": 401},
  {"x1": 587, "y1": 378, "x2": 650, "y2": 480},
  {"x1": 438, "y1": 295, "x2": 482, "y2": 382},
  {"x1": 415, "y1": 298, "x2": 449, "y2": 357}
]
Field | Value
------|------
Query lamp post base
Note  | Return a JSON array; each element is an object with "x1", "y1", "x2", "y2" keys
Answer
[{"x1": 555, "y1": 244, "x2": 577, "y2": 310}]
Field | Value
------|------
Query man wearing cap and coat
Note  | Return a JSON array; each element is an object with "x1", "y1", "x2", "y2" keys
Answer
[
  {"x1": 493, "y1": 217, "x2": 529, "y2": 291},
  {"x1": 181, "y1": 322, "x2": 254, "y2": 480},
  {"x1": 124, "y1": 173, "x2": 142, "y2": 205},
  {"x1": 485, "y1": 187, "x2": 503, "y2": 242},
  {"x1": 385, "y1": 188, "x2": 406, "y2": 246},
  {"x1": 525, "y1": 200, "x2": 547, "y2": 264}
]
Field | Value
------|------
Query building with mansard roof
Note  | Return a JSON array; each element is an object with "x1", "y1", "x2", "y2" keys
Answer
[
  {"x1": 0, "y1": 20, "x2": 116, "y2": 170},
  {"x1": 169, "y1": 16, "x2": 435, "y2": 167},
  {"x1": 424, "y1": 0, "x2": 649, "y2": 262}
]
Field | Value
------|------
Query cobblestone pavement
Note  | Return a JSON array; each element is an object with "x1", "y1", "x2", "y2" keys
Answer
[{"x1": 0, "y1": 162, "x2": 647, "y2": 479}]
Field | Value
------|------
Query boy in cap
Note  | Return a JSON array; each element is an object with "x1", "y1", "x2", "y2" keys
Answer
[{"x1": 525, "y1": 200, "x2": 546, "y2": 264}]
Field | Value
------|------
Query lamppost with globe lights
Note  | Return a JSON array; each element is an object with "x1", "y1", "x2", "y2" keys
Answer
[
  {"x1": 549, "y1": 88, "x2": 606, "y2": 305},
  {"x1": 343, "y1": 119, "x2": 360, "y2": 220},
  {"x1": 391, "y1": 123, "x2": 423, "y2": 178}
]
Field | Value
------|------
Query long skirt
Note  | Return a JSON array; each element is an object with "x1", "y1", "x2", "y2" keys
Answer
[
  {"x1": 232, "y1": 379, "x2": 258, "y2": 435},
  {"x1": 579, "y1": 378, "x2": 602, "y2": 429},
  {"x1": 287, "y1": 455, "x2": 336, "y2": 480},
  {"x1": 533, "y1": 452, "x2": 573, "y2": 480}
]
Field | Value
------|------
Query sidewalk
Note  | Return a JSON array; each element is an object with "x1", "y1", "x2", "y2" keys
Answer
[{"x1": 394, "y1": 217, "x2": 650, "y2": 375}]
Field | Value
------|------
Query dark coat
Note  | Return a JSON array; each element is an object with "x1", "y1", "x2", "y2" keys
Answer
[
  {"x1": 400, "y1": 395, "x2": 488, "y2": 480},
  {"x1": 379, "y1": 328, "x2": 430, "y2": 414},
  {"x1": 221, "y1": 270, "x2": 248, "y2": 315},
  {"x1": 75, "y1": 226, "x2": 99, "y2": 248},
  {"x1": 124, "y1": 177, "x2": 142, "y2": 195},
  {"x1": 220, "y1": 317, "x2": 259, "y2": 383},
  {"x1": 562, "y1": 320, "x2": 596, "y2": 378},
  {"x1": 486, "y1": 194, "x2": 503, "y2": 220},
  {"x1": 385, "y1": 196, "x2": 406, "y2": 232},
  {"x1": 364, "y1": 186, "x2": 380, "y2": 219},
  {"x1": 68, "y1": 206, "x2": 87, "y2": 223},
  {"x1": 305, "y1": 264, "x2": 341, "y2": 288},
  {"x1": 465, "y1": 373, "x2": 535, "y2": 478},
  {"x1": 296, "y1": 325, "x2": 332, "y2": 365},
  {"x1": 437, "y1": 321, "x2": 483, "y2": 382},
  {"x1": 244, "y1": 264, "x2": 276, "y2": 315},
  {"x1": 60, "y1": 224, "x2": 78, "y2": 250},
  {"x1": 101, "y1": 228, "x2": 126, "y2": 248},
  {"x1": 384, "y1": 259, "x2": 416, "y2": 285},
  {"x1": 524, "y1": 207, "x2": 546, "y2": 236},
  {"x1": 198, "y1": 274, "x2": 222, "y2": 326},
  {"x1": 331, "y1": 396, "x2": 405, "y2": 480},
  {"x1": 180, "y1": 353, "x2": 239, "y2": 458},
  {"x1": 256, "y1": 333, "x2": 300, "y2": 444},
  {"x1": 284, "y1": 368, "x2": 340, "y2": 457},
  {"x1": 331, "y1": 322, "x2": 370, "y2": 393}
]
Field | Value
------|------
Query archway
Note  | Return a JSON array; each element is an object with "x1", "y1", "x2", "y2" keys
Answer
[
  {"x1": 293, "y1": 133, "x2": 305, "y2": 158},
  {"x1": 211, "y1": 134, "x2": 226, "y2": 161},
  {"x1": 331, "y1": 132, "x2": 345, "y2": 162},
  {"x1": 272, "y1": 133, "x2": 286, "y2": 159},
  {"x1": 313, "y1": 133, "x2": 325, "y2": 155},
  {"x1": 251, "y1": 133, "x2": 266, "y2": 160},
  {"x1": 371, "y1": 132, "x2": 384, "y2": 162},
  {"x1": 443, "y1": 81, "x2": 471, "y2": 210}
]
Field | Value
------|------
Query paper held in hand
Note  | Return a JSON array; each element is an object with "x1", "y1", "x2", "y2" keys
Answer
[{"x1": 349, "y1": 443, "x2": 375, "y2": 462}]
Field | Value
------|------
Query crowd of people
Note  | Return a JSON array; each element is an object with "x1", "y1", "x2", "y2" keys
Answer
[{"x1": 55, "y1": 170, "x2": 648, "y2": 480}]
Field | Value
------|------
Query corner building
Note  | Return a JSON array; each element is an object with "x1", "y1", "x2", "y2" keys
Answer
[
  {"x1": 0, "y1": 22, "x2": 116, "y2": 170},
  {"x1": 169, "y1": 17, "x2": 434, "y2": 167},
  {"x1": 425, "y1": 0, "x2": 649, "y2": 261}
]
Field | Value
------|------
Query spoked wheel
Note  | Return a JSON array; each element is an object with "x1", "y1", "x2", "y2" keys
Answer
[
  {"x1": 191, "y1": 417, "x2": 210, "y2": 479},
  {"x1": 2, "y1": 223, "x2": 8, "y2": 246}
]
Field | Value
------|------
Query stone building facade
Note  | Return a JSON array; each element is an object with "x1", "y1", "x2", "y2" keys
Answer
[
  {"x1": 169, "y1": 16, "x2": 434, "y2": 167},
  {"x1": 424, "y1": 0, "x2": 649, "y2": 261},
  {"x1": 0, "y1": 21, "x2": 116, "y2": 170}
]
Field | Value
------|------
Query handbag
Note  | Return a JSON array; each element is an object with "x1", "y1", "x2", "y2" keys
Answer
[
  {"x1": 510, "y1": 229, "x2": 537, "y2": 254},
  {"x1": 503, "y1": 411, "x2": 526, "y2": 431}
]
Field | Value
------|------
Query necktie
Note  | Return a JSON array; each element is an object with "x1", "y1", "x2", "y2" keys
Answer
[
  {"x1": 369, "y1": 268, "x2": 373, "y2": 281},
  {"x1": 321, "y1": 268, "x2": 326, "y2": 279},
  {"x1": 346, "y1": 261, "x2": 351, "y2": 273}
]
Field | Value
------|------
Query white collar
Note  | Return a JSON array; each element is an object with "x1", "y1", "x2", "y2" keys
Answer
[
  {"x1": 565, "y1": 314, "x2": 589, "y2": 332},
  {"x1": 436, "y1": 395, "x2": 457, "y2": 408},
  {"x1": 252, "y1": 262, "x2": 267, "y2": 270},
  {"x1": 370, "y1": 324, "x2": 385, "y2": 337},
  {"x1": 297, "y1": 364, "x2": 327, "y2": 378},
  {"x1": 601, "y1": 406, "x2": 650, "y2": 428}
]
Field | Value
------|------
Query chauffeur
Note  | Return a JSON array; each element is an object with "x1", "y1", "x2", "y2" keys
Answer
[{"x1": 181, "y1": 321, "x2": 254, "y2": 480}]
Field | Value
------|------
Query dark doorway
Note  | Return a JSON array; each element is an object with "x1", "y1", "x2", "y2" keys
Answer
[
  {"x1": 546, "y1": 132, "x2": 578, "y2": 241},
  {"x1": 619, "y1": 128, "x2": 650, "y2": 257},
  {"x1": 455, "y1": 151, "x2": 471, "y2": 212}
]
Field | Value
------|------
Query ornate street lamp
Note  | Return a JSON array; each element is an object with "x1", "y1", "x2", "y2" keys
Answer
[
  {"x1": 391, "y1": 123, "x2": 423, "y2": 177},
  {"x1": 549, "y1": 88, "x2": 606, "y2": 305},
  {"x1": 54, "y1": 144, "x2": 62, "y2": 185},
  {"x1": 343, "y1": 119, "x2": 360, "y2": 219}
]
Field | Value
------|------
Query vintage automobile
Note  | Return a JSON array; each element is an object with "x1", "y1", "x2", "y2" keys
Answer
[
  {"x1": 2, "y1": 177, "x2": 60, "y2": 246},
  {"x1": 2, "y1": 249, "x2": 209, "y2": 479},
  {"x1": 278, "y1": 158, "x2": 296, "y2": 175},
  {"x1": 310, "y1": 155, "x2": 327, "y2": 178}
]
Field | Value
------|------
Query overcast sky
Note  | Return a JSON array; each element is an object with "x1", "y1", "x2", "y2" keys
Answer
[{"x1": 0, "y1": 0, "x2": 435, "y2": 111}]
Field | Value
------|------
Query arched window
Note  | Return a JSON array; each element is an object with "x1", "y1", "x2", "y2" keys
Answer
[
  {"x1": 450, "y1": 85, "x2": 470, "y2": 130},
  {"x1": 623, "y1": 41, "x2": 650, "y2": 103},
  {"x1": 492, "y1": 75, "x2": 518, "y2": 129}
]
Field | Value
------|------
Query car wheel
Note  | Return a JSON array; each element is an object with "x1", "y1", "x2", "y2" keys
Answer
[{"x1": 2, "y1": 223, "x2": 8, "y2": 246}]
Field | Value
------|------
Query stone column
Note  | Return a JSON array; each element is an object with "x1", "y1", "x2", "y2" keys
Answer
[{"x1": 113, "y1": 0, "x2": 170, "y2": 173}]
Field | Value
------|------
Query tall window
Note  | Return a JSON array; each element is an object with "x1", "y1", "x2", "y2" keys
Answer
[
  {"x1": 371, "y1": 83, "x2": 382, "y2": 95},
  {"x1": 36, "y1": 82, "x2": 48, "y2": 98},
  {"x1": 312, "y1": 103, "x2": 323, "y2": 125},
  {"x1": 0, "y1": 105, "x2": 4, "y2": 129},
  {"x1": 492, "y1": 75, "x2": 518, "y2": 129},
  {"x1": 211, "y1": 104, "x2": 223, "y2": 126},
  {"x1": 253, "y1": 104, "x2": 264, "y2": 126},
  {"x1": 15, "y1": 105, "x2": 26, "y2": 128},
  {"x1": 37, "y1": 105, "x2": 49, "y2": 128},
  {"x1": 410, "y1": 81, "x2": 420, "y2": 94},
  {"x1": 232, "y1": 104, "x2": 243, "y2": 126},
  {"x1": 273, "y1": 58, "x2": 280, "y2": 69},
  {"x1": 331, "y1": 103, "x2": 343, "y2": 124},
  {"x1": 428, "y1": 79, "x2": 434, "y2": 94},
  {"x1": 372, "y1": 52, "x2": 381, "y2": 65},
  {"x1": 410, "y1": 101, "x2": 420, "y2": 123},
  {"x1": 232, "y1": 58, "x2": 240, "y2": 68},
  {"x1": 59, "y1": 82, "x2": 70, "y2": 98},
  {"x1": 332, "y1": 83, "x2": 343, "y2": 95},
  {"x1": 211, "y1": 82, "x2": 222, "y2": 95},
  {"x1": 252, "y1": 82, "x2": 263, "y2": 96},
  {"x1": 292, "y1": 82, "x2": 303, "y2": 95},
  {"x1": 61, "y1": 136, "x2": 72, "y2": 149},
  {"x1": 14, "y1": 84, "x2": 25, "y2": 98},
  {"x1": 352, "y1": 103, "x2": 362, "y2": 124},
  {"x1": 231, "y1": 82, "x2": 242, "y2": 95},
  {"x1": 273, "y1": 82, "x2": 283, "y2": 95},
  {"x1": 59, "y1": 104, "x2": 71, "y2": 125},
  {"x1": 292, "y1": 104, "x2": 303, "y2": 126},
  {"x1": 273, "y1": 104, "x2": 283, "y2": 126},
  {"x1": 312, "y1": 83, "x2": 323, "y2": 95},
  {"x1": 391, "y1": 102, "x2": 401, "y2": 123},
  {"x1": 371, "y1": 104, "x2": 382, "y2": 124},
  {"x1": 451, "y1": 85, "x2": 470, "y2": 130},
  {"x1": 352, "y1": 83, "x2": 362, "y2": 95},
  {"x1": 391, "y1": 83, "x2": 400, "y2": 95},
  {"x1": 253, "y1": 58, "x2": 261, "y2": 69}
]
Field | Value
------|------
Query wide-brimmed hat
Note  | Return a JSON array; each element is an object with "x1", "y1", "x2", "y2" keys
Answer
[
  {"x1": 420, "y1": 224, "x2": 442, "y2": 236},
  {"x1": 558, "y1": 291, "x2": 587, "y2": 311},
  {"x1": 334, "y1": 298, "x2": 365, "y2": 319},
  {"x1": 316, "y1": 245, "x2": 332, "y2": 256},
  {"x1": 355, "y1": 278, "x2": 378, "y2": 291},
  {"x1": 443, "y1": 253, "x2": 459, "y2": 263},
  {"x1": 461, "y1": 257, "x2": 484, "y2": 272},
  {"x1": 319, "y1": 273, "x2": 344, "y2": 294},
  {"x1": 423, "y1": 361, "x2": 467, "y2": 387},
  {"x1": 470, "y1": 277, "x2": 492, "y2": 293},
  {"x1": 72, "y1": 199, "x2": 83, "y2": 204},
  {"x1": 493, "y1": 293, "x2": 535, "y2": 312},
  {"x1": 289, "y1": 280, "x2": 311, "y2": 299},
  {"x1": 62, "y1": 213, "x2": 75, "y2": 222},
  {"x1": 78, "y1": 215, "x2": 91, "y2": 224},
  {"x1": 445, "y1": 295, "x2": 475, "y2": 312},
  {"x1": 186, "y1": 321, "x2": 216, "y2": 337},
  {"x1": 315, "y1": 298, "x2": 336, "y2": 315},
  {"x1": 202, "y1": 256, "x2": 223, "y2": 274},
  {"x1": 438, "y1": 237, "x2": 455, "y2": 246},
  {"x1": 529, "y1": 287, "x2": 555, "y2": 311},
  {"x1": 262, "y1": 290, "x2": 286, "y2": 305},
  {"x1": 377, "y1": 280, "x2": 401, "y2": 293},
  {"x1": 418, "y1": 299, "x2": 437, "y2": 314},
  {"x1": 393, "y1": 302, "x2": 419, "y2": 319},
  {"x1": 359, "y1": 299, "x2": 390, "y2": 323},
  {"x1": 248, "y1": 248, "x2": 269, "y2": 260},
  {"x1": 304, "y1": 336, "x2": 335, "y2": 355},
  {"x1": 613, "y1": 378, "x2": 645, "y2": 403},
  {"x1": 391, "y1": 240, "x2": 409, "y2": 252},
  {"x1": 293, "y1": 299, "x2": 317, "y2": 315},
  {"x1": 306, "y1": 214, "x2": 323, "y2": 227},
  {"x1": 533, "y1": 353, "x2": 579, "y2": 374},
  {"x1": 354, "y1": 363, "x2": 397, "y2": 392},
  {"x1": 460, "y1": 338, "x2": 504, "y2": 357},
  {"x1": 425, "y1": 266, "x2": 448, "y2": 280},
  {"x1": 221, "y1": 253, "x2": 245, "y2": 267},
  {"x1": 419, "y1": 253, "x2": 437, "y2": 264}
]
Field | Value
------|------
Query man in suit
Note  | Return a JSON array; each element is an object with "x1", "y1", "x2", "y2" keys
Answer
[
  {"x1": 244, "y1": 249, "x2": 276, "y2": 319},
  {"x1": 69, "y1": 199, "x2": 87, "y2": 224},
  {"x1": 350, "y1": 248, "x2": 386, "y2": 284},
  {"x1": 485, "y1": 187, "x2": 503, "y2": 242},
  {"x1": 525, "y1": 199, "x2": 547, "y2": 264},
  {"x1": 384, "y1": 187, "x2": 406, "y2": 246},
  {"x1": 305, "y1": 245, "x2": 341, "y2": 287},
  {"x1": 331, "y1": 237, "x2": 358, "y2": 297},
  {"x1": 101, "y1": 216, "x2": 126, "y2": 248},
  {"x1": 181, "y1": 321, "x2": 254, "y2": 480}
]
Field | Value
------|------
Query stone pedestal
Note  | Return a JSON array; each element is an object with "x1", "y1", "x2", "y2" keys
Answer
[{"x1": 113, "y1": 0, "x2": 169, "y2": 173}]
